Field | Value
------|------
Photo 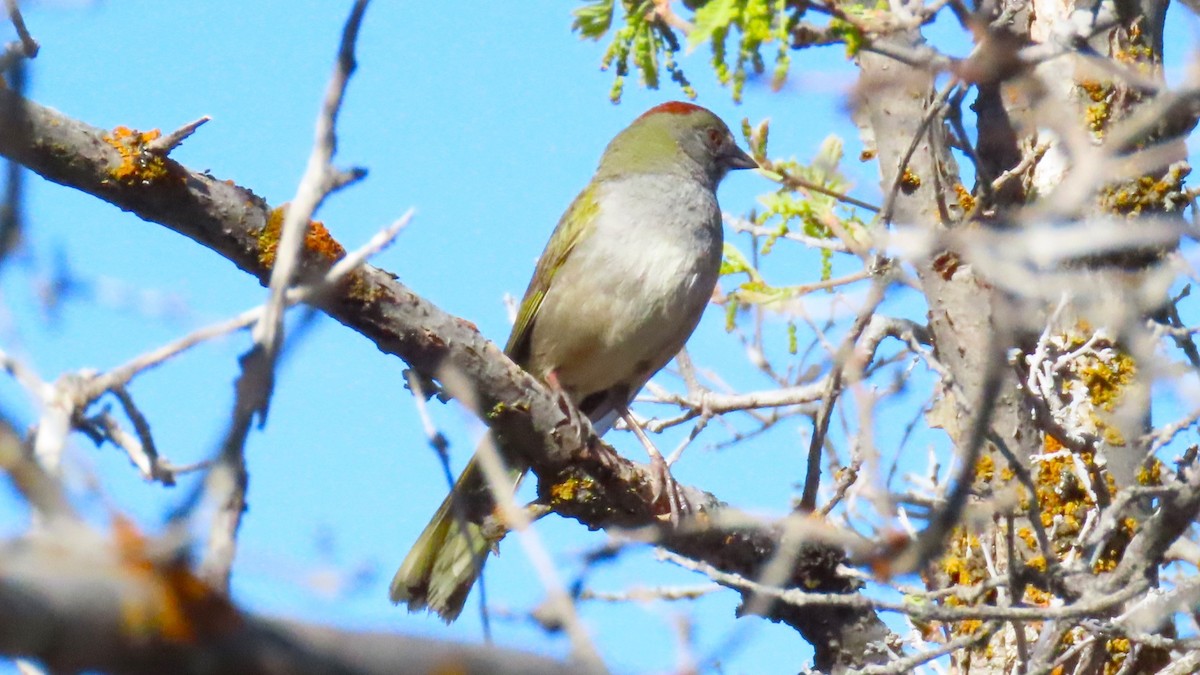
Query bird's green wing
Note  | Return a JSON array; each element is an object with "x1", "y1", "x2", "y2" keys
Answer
[{"x1": 504, "y1": 184, "x2": 600, "y2": 365}]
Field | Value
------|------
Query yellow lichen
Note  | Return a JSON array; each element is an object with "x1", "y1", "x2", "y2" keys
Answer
[
  {"x1": 975, "y1": 454, "x2": 995, "y2": 482},
  {"x1": 1107, "y1": 637, "x2": 1132, "y2": 654},
  {"x1": 943, "y1": 555, "x2": 969, "y2": 584},
  {"x1": 1101, "y1": 164, "x2": 1190, "y2": 217},
  {"x1": 1080, "y1": 351, "x2": 1136, "y2": 411},
  {"x1": 549, "y1": 475, "x2": 596, "y2": 505},
  {"x1": 1137, "y1": 459, "x2": 1163, "y2": 486},
  {"x1": 934, "y1": 526, "x2": 998, "y2": 645},
  {"x1": 1101, "y1": 425, "x2": 1127, "y2": 447},
  {"x1": 1029, "y1": 425, "x2": 1131, "y2": 581},
  {"x1": 1113, "y1": 21, "x2": 1155, "y2": 70},
  {"x1": 1085, "y1": 103, "x2": 1111, "y2": 133},
  {"x1": 899, "y1": 167, "x2": 921, "y2": 194},
  {"x1": 1017, "y1": 527, "x2": 1037, "y2": 551},
  {"x1": 346, "y1": 271, "x2": 383, "y2": 304}
]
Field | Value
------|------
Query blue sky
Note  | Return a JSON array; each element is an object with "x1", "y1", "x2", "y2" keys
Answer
[{"x1": 2, "y1": 1, "x2": 1199, "y2": 673}]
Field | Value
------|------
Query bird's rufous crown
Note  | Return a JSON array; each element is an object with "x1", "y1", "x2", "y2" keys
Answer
[{"x1": 635, "y1": 101, "x2": 706, "y2": 122}]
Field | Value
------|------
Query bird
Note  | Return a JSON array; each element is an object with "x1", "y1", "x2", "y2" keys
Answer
[{"x1": 390, "y1": 101, "x2": 757, "y2": 622}]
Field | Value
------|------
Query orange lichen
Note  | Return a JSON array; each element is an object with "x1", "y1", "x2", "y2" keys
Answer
[
  {"x1": 899, "y1": 167, "x2": 921, "y2": 194},
  {"x1": 1028, "y1": 423, "x2": 1138, "y2": 579},
  {"x1": 957, "y1": 619, "x2": 983, "y2": 635},
  {"x1": 1044, "y1": 434, "x2": 1064, "y2": 454},
  {"x1": 257, "y1": 205, "x2": 346, "y2": 270},
  {"x1": 105, "y1": 125, "x2": 172, "y2": 185},
  {"x1": 954, "y1": 183, "x2": 975, "y2": 214},
  {"x1": 113, "y1": 515, "x2": 239, "y2": 643},
  {"x1": 1079, "y1": 80, "x2": 1115, "y2": 134},
  {"x1": 935, "y1": 527, "x2": 996, "y2": 644},
  {"x1": 1025, "y1": 585, "x2": 1052, "y2": 606},
  {"x1": 1079, "y1": 80, "x2": 1110, "y2": 103}
]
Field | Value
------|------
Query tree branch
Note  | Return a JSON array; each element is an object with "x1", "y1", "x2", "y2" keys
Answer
[{"x1": 0, "y1": 532, "x2": 573, "y2": 675}]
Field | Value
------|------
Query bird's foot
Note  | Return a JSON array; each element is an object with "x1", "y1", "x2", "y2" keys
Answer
[
  {"x1": 647, "y1": 450, "x2": 691, "y2": 524},
  {"x1": 546, "y1": 371, "x2": 591, "y2": 445},
  {"x1": 619, "y1": 404, "x2": 690, "y2": 524}
]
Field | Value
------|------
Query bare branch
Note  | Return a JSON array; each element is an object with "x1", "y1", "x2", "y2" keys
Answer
[
  {"x1": 144, "y1": 116, "x2": 211, "y2": 155},
  {"x1": 199, "y1": 1, "x2": 372, "y2": 591},
  {"x1": 0, "y1": 531, "x2": 574, "y2": 675},
  {"x1": 255, "y1": 0, "x2": 370, "y2": 369},
  {"x1": 0, "y1": 0, "x2": 38, "y2": 72}
]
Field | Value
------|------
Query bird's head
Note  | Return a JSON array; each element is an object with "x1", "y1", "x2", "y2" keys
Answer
[{"x1": 597, "y1": 101, "x2": 758, "y2": 188}]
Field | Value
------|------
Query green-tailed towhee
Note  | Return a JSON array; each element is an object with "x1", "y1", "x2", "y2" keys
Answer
[{"x1": 390, "y1": 101, "x2": 757, "y2": 621}]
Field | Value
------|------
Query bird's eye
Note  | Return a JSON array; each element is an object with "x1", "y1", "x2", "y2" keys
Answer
[{"x1": 706, "y1": 127, "x2": 723, "y2": 148}]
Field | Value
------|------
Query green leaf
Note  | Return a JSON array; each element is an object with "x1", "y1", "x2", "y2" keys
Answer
[
  {"x1": 813, "y1": 135, "x2": 844, "y2": 177},
  {"x1": 724, "y1": 295, "x2": 740, "y2": 332},
  {"x1": 572, "y1": 0, "x2": 615, "y2": 39},
  {"x1": 719, "y1": 242, "x2": 757, "y2": 279},
  {"x1": 828, "y1": 18, "x2": 865, "y2": 58},
  {"x1": 689, "y1": 0, "x2": 740, "y2": 50}
]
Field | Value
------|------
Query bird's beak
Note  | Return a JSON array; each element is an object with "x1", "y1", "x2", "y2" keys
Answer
[{"x1": 725, "y1": 145, "x2": 758, "y2": 171}]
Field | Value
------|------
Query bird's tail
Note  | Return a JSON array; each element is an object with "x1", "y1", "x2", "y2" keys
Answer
[{"x1": 389, "y1": 455, "x2": 522, "y2": 622}]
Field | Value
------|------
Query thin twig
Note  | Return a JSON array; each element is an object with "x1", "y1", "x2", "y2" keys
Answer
[
  {"x1": 145, "y1": 116, "x2": 211, "y2": 155},
  {"x1": 800, "y1": 280, "x2": 889, "y2": 511},
  {"x1": 659, "y1": 548, "x2": 1148, "y2": 622},
  {"x1": 0, "y1": 0, "x2": 38, "y2": 72},
  {"x1": 436, "y1": 366, "x2": 606, "y2": 671},
  {"x1": 878, "y1": 79, "x2": 959, "y2": 227},
  {"x1": 862, "y1": 622, "x2": 1001, "y2": 674},
  {"x1": 201, "y1": 2, "x2": 376, "y2": 589},
  {"x1": 251, "y1": 0, "x2": 371, "y2": 406}
]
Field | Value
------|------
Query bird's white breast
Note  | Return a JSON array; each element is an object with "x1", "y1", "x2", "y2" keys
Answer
[{"x1": 530, "y1": 173, "x2": 723, "y2": 399}]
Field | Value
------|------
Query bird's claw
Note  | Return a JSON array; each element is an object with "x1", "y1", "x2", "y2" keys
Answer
[
  {"x1": 547, "y1": 371, "x2": 592, "y2": 446},
  {"x1": 648, "y1": 453, "x2": 690, "y2": 524}
]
